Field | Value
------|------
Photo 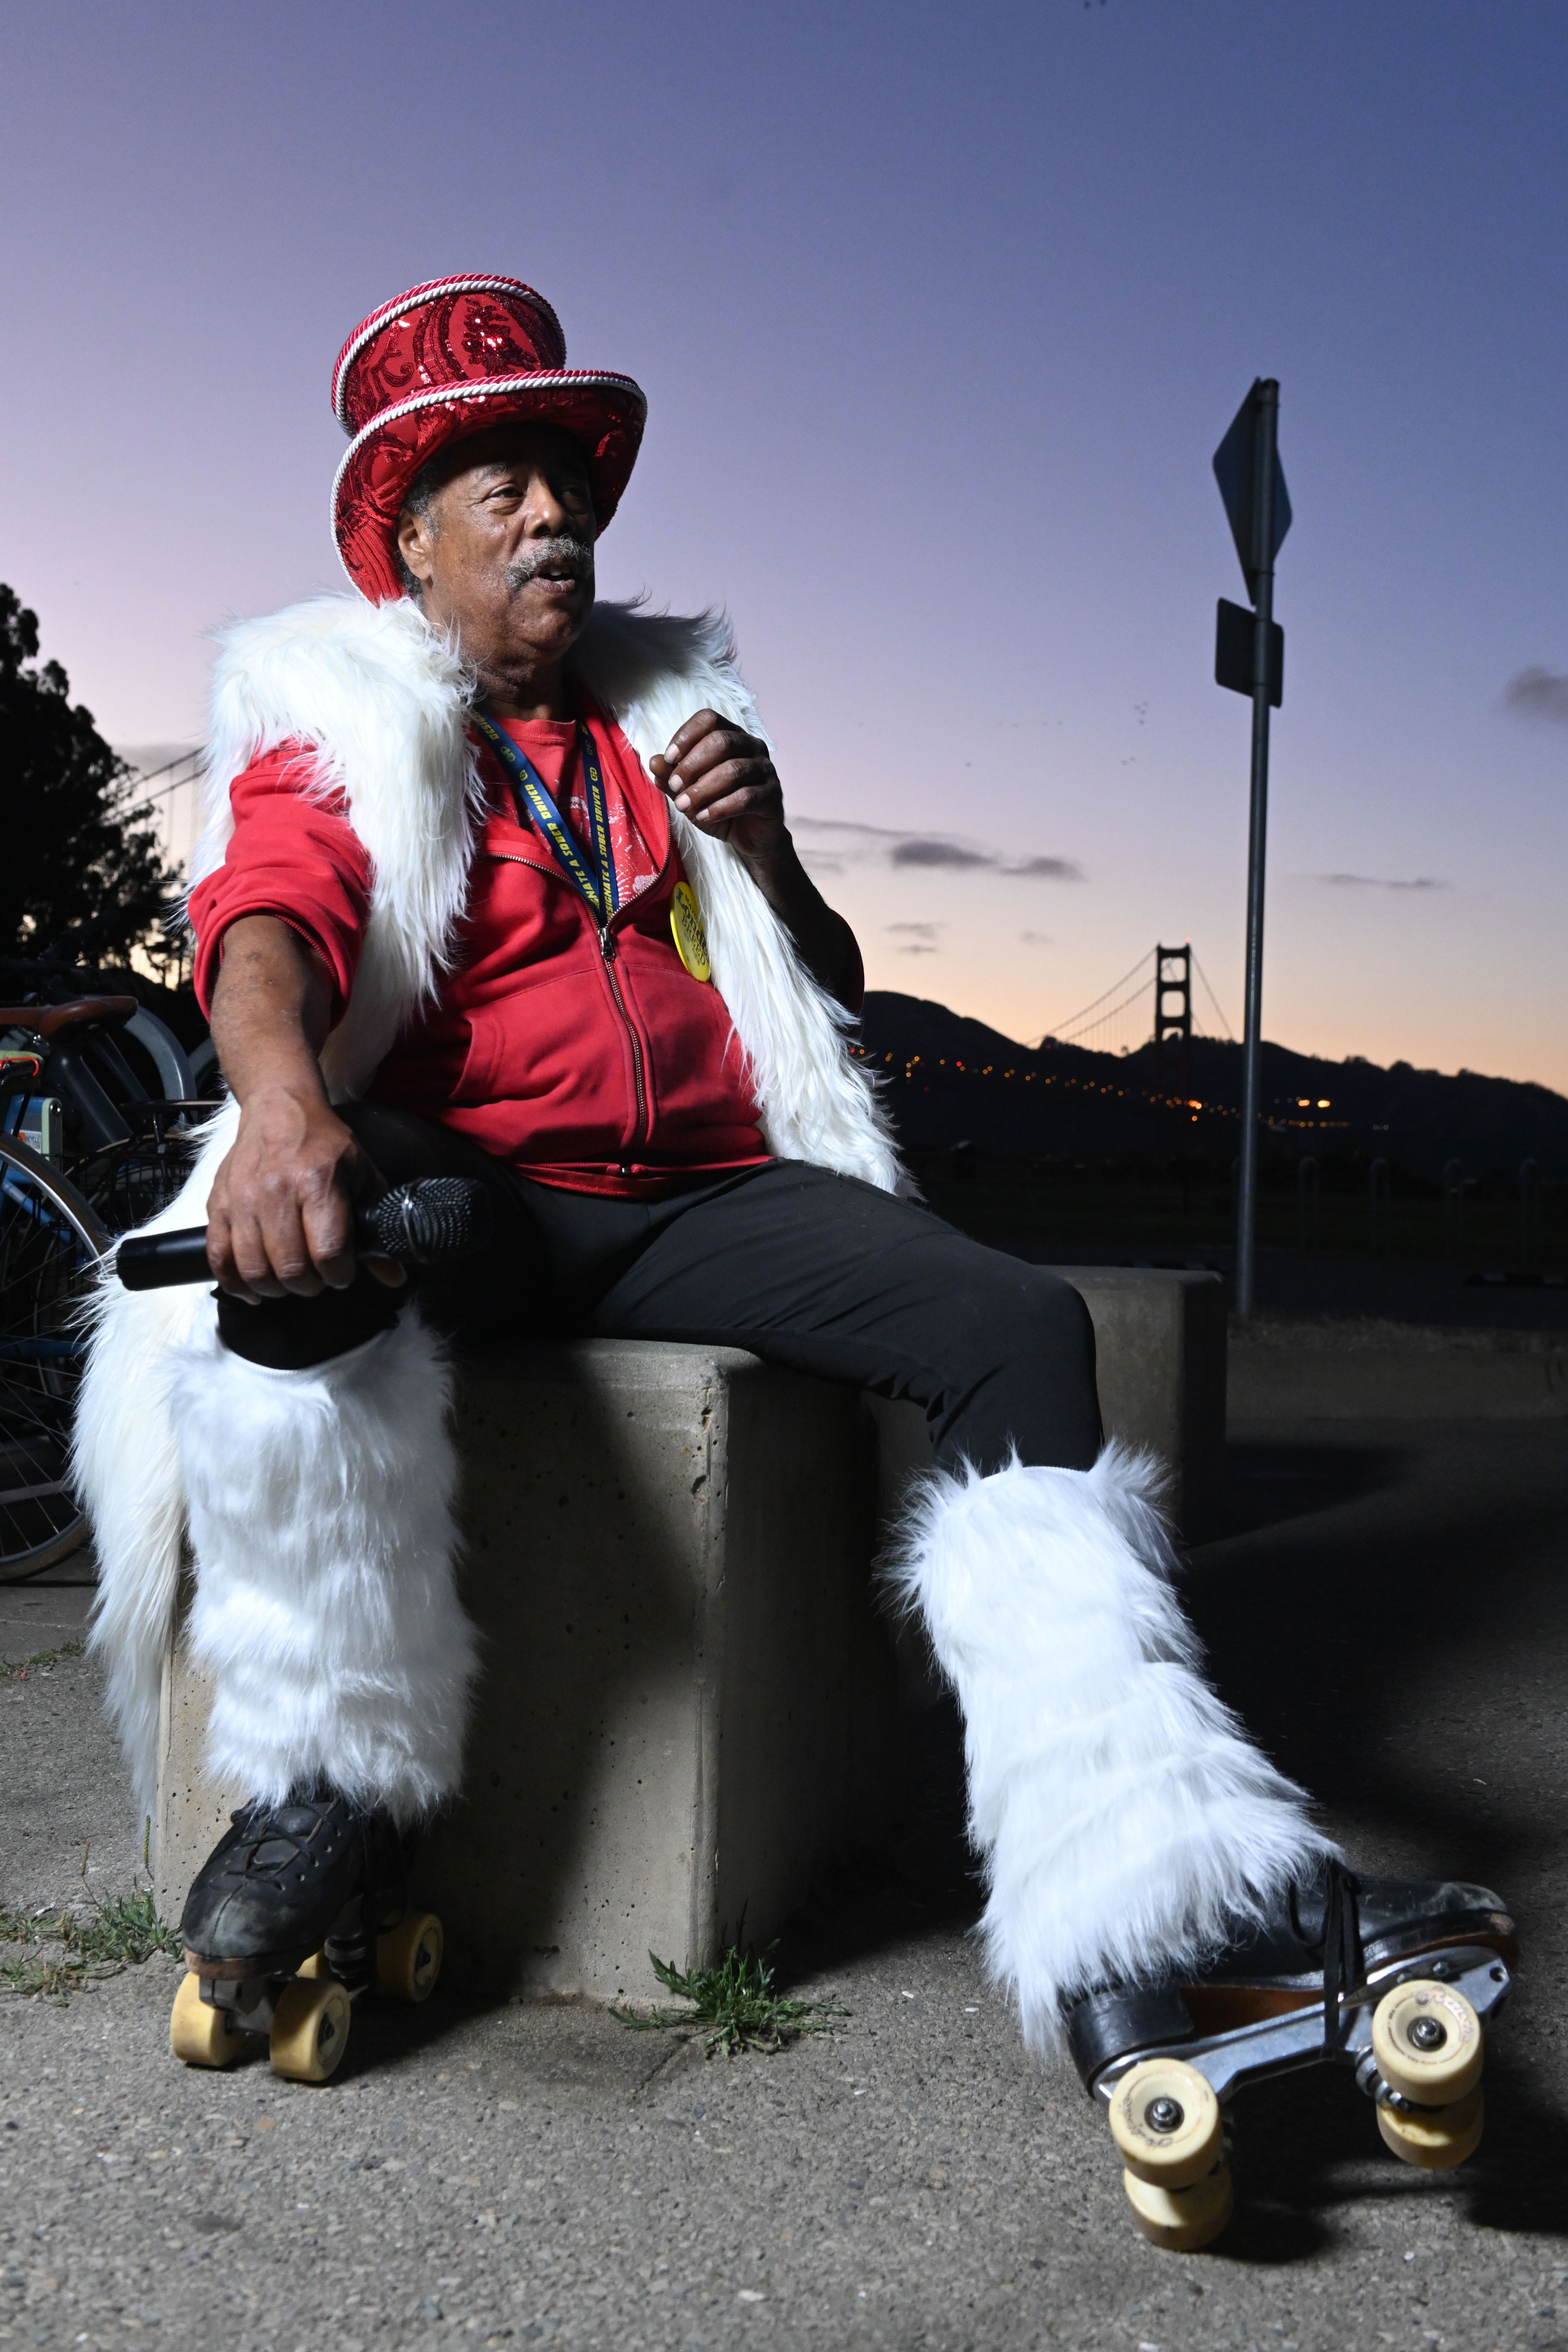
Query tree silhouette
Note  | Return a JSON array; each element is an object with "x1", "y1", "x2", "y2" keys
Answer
[{"x1": 0, "y1": 584, "x2": 179, "y2": 965}]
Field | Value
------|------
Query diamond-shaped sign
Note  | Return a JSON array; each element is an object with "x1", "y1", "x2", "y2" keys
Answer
[{"x1": 1213, "y1": 381, "x2": 1291, "y2": 596}]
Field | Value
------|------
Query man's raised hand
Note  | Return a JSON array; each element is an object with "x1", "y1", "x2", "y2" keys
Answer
[
  {"x1": 646, "y1": 708, "x2": 861, "y2": 1010},
  {"x1": 650, "y1": 710, "x2": 786, "y2": 866}
]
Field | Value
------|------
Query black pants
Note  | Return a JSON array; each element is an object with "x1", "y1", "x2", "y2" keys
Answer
[{"x1": 216, "y1": 1106, "x2": 1102, "y2": 1476}]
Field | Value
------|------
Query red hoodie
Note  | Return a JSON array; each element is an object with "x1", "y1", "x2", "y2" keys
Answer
[{"x1": 189, "y1": 710, "x2": 857, "y2": 1197}]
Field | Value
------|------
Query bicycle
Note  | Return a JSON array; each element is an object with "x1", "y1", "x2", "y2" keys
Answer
[
  {"x1": 0, "y1": 983, "x2": 219, "y2": 1581},
  {"x1": 0, "y1": 1129, "x2": 109, "y2": 1579}
]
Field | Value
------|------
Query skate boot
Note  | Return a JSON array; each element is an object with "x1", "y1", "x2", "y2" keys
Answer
[
  {"x1": 169, "y1": 1786, "x2": 444, "y2": 2082},
  {"x1": 1064, "y1": 1862, "x2": 1516, "y2": 2250}
]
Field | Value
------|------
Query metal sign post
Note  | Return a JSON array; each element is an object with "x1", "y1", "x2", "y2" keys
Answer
[{"x1": 1213, "y1": 379, "x2": 1291, "y2": 1317}]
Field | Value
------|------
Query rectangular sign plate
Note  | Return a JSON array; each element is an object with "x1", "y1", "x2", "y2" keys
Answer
[{"x1": 1215, "y1": 597, "x2": 1283, "y2": 706}]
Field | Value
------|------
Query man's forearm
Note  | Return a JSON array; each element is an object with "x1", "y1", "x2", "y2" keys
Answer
[
  {"x1": 204, "y1": 916, "x2": 392, "y2": 1298},
  {"x1": 733, "y1": 833, "x2": 862, "y2": 1012},
  {"x1": 209, "y1": 915, "x2": 334, "y2": 1106}
]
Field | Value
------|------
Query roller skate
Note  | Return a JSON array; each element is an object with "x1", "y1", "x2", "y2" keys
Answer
[
  {"x1": 1065, "y1": 1862, "x2": 1516, "y2": 2250},
  {"x1": 169, "y1": 1787, "x2": 444, "y2": 2083}
]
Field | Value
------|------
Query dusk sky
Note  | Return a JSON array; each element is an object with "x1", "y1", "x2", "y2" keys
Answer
[{"x1": 6, "y1": 2, "x2": 1566, "y2": 1087}]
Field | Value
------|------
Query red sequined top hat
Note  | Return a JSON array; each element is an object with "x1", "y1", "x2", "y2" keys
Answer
[{"x1": 330, "y1": 274, "x2": 647, "y2": 604}]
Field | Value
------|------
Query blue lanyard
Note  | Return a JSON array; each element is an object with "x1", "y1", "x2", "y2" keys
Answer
[{"x1": 472, "y1": 708, "x2": 621, "y2": 924}]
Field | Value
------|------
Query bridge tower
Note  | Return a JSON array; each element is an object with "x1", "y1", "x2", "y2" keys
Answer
[{"x1": 1153, "y1": 943, "x2": 1192, "y2": 1098}]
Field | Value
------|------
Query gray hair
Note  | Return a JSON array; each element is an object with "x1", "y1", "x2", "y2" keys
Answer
[{"x1": 395, "y1": 454, "x2": 444, "y2": 603}]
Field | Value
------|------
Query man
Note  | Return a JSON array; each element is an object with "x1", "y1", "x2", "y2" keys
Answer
[{"x1": 78, "y1": 278, "x2": 1508, "y2": 2223}]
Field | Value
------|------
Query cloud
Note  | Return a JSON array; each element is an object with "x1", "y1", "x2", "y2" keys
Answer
[
  {"x1": 887, "y1": 920, "x2": 942, "y2": 955},
  {"x1": 890, "y1": 837, "x2": 993, "y2": 869},
  {"x1": 1006, "y1": 855, "x2": 1082, "y2": 880},
  {"x1": 793, "y1": 814, "x2": 1083, "y2": 880},
  {"x1": 1316, "y1": 872, "x2": 1449, "y2": 892},
  {"x1": 1503, "y1": 665, "x2": 1568, "y2": 723},
  {"x1": 1020, "y1": 930, "x2": 1053, "y2": 946}
]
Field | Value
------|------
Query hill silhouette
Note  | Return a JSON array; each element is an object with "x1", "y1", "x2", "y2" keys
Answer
[{"x1": 857, "y1": 991, "x2": 1567, "y2": 1185}]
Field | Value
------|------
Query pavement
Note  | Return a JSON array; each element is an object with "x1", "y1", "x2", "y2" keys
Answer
[{"x1": 3, "y1": 1408, "x2": 1567, "y2": 2352}]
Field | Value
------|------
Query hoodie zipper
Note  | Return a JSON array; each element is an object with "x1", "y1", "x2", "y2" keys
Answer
[
  {"x1": 479, "y1": 728, "x2": 676, "y2": 1176},
  {"x1": 595, "y1": 916, "x2": 647, "y2": 1169},
  {"x1": 486, "y1": 847, "x2": 665, "y2": 1172}
]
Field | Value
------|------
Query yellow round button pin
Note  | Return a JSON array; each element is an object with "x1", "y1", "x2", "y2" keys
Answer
[{"x1": 670, "y1": 882, "x2": 712, "y2": 982}]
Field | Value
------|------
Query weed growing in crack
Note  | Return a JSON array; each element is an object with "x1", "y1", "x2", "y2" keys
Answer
[
  {"x1": 3, "y1": 1636, "x2": 85, "y2": 1680},
  {"x1": 0, "y1": 1842, "x2": 179, "y2": 2000},
  {"x1": 615, "y1": 1942, "x2": 840, "y2": 2056}
]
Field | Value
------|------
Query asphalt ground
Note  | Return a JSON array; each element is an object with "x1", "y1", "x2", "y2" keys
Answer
[
  {"x1": 1011, "y1": 1241, "x2": 1568, "y2": 1334},
  {"x1": 2, "y1": 1414, "x2": 1566, "y2": 2352}
]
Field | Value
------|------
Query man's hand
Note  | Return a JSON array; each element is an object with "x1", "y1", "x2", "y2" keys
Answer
[
  {"x1": 206, "y1": 1087, "x2": 403, "y2": 1301},
  {"x1": 648, "y1": 709, "x2": 863, "y2": 1012},
  {"x1": 650, "y1": 711, "x2": 786, "y2": 865}
]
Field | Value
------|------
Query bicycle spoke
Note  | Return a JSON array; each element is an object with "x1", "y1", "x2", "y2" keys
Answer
[{"x1": 0, "y1": 1140, "x2": 106, "y2": 1577}]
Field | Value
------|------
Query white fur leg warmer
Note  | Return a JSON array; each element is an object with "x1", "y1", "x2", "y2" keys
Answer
[
  {"x1": 76, "y1": 1103, "x2": 239, "y2": 1828},
  {"x1": 888, "y1": 1443, "x2": 1335, "y2": 2052},
  {"x1": 171, "y1": 1312, "x2": 478, "y2": 1827},
  {"x1": 75, "y1": 1280, "x2": 205, "y2": 1829}
]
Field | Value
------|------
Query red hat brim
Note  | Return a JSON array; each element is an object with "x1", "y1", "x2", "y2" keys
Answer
[{"x1": 332, "y1": 369, "x2": 646, "y2": 604}]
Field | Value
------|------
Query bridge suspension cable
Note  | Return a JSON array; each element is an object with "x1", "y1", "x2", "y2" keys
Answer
[
  {"x1": 1034, "y1": 944, "x2": 1237, "y2": 1056},
  {"x1": 1032, "y1": 951, "x2": 1156, "y2": 1051}
]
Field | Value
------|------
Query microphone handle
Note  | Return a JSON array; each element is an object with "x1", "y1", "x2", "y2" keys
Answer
[
  {"x1": 115, "y1": 1196, "x2": 447, "y2": 1292},
  {"x1": 114, "y1": 1229, "x2": 220, "y2": 1290}
]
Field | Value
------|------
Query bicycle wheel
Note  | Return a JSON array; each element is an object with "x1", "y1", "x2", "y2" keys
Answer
[
  {"x1": 0, "y1": 1135, "x2": 107, "y2": 1581},
  {"x1": 72, "y1": 1112, "x2": 205, "y2": 1237}
]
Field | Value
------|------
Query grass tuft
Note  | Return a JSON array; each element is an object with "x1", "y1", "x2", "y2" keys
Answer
[
  {"x1": 615, "y1": 1940, "x2": 840, "y2": 2057},
  {"x1": 4, "y1": 1636, "x2": 85, "y2": 1680},
  {"x1": 0, "y1": 1856, "x2": 180, "y2": 2002}
]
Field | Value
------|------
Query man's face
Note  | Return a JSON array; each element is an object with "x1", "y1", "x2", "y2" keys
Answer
[{"x1": 396, "y1": 422, "x2": 596, "y2": 674}]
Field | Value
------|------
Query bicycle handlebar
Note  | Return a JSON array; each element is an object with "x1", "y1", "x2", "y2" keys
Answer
[{"x1": 114, "y1": 1178, "x2": 494, "y2": 1290}]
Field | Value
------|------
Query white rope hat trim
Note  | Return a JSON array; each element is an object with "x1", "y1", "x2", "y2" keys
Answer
[
  {"x1": 331, "y1": 275, "x2": 568, "y2": 428},
  {"x1": 329, "y1": 369, "x2": 648, "y2": 594}
]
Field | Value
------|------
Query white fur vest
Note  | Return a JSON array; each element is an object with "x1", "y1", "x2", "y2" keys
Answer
[{"x1": 75, "y1": 592, "x2": 902, "y2": 1820}]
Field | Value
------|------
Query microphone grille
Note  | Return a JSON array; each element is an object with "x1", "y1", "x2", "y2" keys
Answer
[{"x1": 361, "y1": 1178, "x2": 492, "y2": 1264}]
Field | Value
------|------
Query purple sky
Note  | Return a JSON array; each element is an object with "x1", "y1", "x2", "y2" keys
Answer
[{"x1": 6, "y1": 2, "x2": 1566, "y2": 1086}]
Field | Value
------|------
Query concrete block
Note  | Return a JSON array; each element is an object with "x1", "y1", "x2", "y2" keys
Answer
[
  {"x1": 1061, "y1": 1268, "x2": 1227, "y2": 1535},
  {"x1": 155, "y1": 1341, "x2": 898, "y2": 2006},
  {"x1": 153, "y1": 1267, "x2": 1224, "y2": 2000}
]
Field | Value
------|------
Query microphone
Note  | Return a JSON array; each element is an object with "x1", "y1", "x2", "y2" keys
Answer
[{"x1": 114, "y1": 1178, "x2": 494, "y2": 1291}]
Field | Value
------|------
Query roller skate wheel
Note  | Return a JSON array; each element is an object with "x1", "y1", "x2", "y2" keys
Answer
[
  {"x1": 1109, "y1": 2058, "x2": 1224, "y2": 2188},
  {"x1": 269, "y1": 1974, "x2": 352, "y2": 2082},
  {"x1": 1122, "y1": 2161, "x2": 1234, "y2": 2252},
  {"x1": 296, "y1": 1949, "x2": 330, "y2": 1980},
  {"x1": 1377, "y1": 2082, "x2": 1484, "y2": 2172},
  {"x1": 1372, "y1": 1980, "x2": 1482, "y2": 2105},
  {"x1": 170, "y1": 1970, "x2": 245, "y2": 2069},
  {"x1": 376, "y1": 1911, "x2": 443, "y2": 2004}
]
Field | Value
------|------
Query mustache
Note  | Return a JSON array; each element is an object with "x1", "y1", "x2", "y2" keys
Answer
[{"x1": 504, "y1": 535, "x2": 595, "y2": 591}]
